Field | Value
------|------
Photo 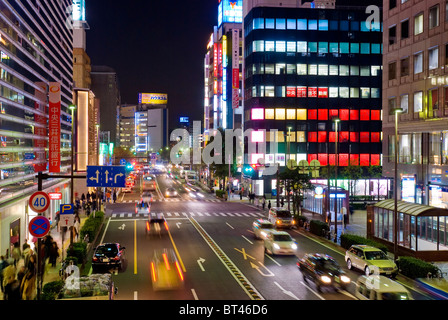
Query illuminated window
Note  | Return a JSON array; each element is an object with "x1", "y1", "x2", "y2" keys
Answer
[
  {"x1": 251, "y1": 131, "x2": 265, "y2": 143},
  {"x1": 253, "y1": 18, "x2": 264, "y2": 29},
  {"x1": 414, "y1": 91, "x2": 423, "y2": 112},
  {"x1": 287, "y1": 131, "x2": 296, "y2": 142},
  {"x1": 371, "y1": 110, "x2": 381, "y2": 120},
  {"x1": 297, "y1": 86, "x2": 307, "y2": 97},
  {"x1": 361, "y1": 43, "x2": 370, "y2": 54},
  {"x1": 276, "y1": 41, "x2": 286, "y2": 52},
  {"x1": 308, "y1": 154, "x2": 318, "y2": 164},
  {"x1": 318, "y1": 65, "x2": 328, "y2": 75},
  {"x1": 371, "y1": 88, "x2": 380, "y2": 98},
  {"x1": 339, "y1": 87, "x2": 349, "y2": 98},
  {"x1": 360, "y1": 154, "x2": 370, "y2": 166},
  {"x1": 297, "y1": 41, "x2": 307, "y2": 53},
  {"x1": 329, "y1": 42, "x2": 339, "y2": 53},
  {"x1": 361, "y1": 87, "x2": 370, "y2": 98},
  {"x1": 340, "y1": 42, "x2": 349, "y2": 53},
  {"x1": 340, "y1": 65, "x2": 349, "y2": 76},
  {"x1": 277, "y1": 131, "x2": 285, "y2": 142},
  {"x1": 360, "y1": 66, "x2": 370, "y2": 76},
  {"x1": 329, "y1": 87, "x2": 338, "y2": 98},
  {"x1": 265, "y1": 86, "x2": 275, "y2": 97},
  {"x1": 266, "y1": 18, "x2": 275, "y2": 29},
  {"x1": 350, "y1": 154, "x2": 360, "y2": 166},
  {"x1": 318, "y1": 154, "x2": 328, "y2": 166},
  {"x1": 318, "y1": 109, "x2": 328, "y2": 120},
  {"x1": 371, "y1": 132, "x2": 381, "y2": 143},
  {"x1": 287, "y1": 64, "x2": 296, "y2": 74},
  {"x1": 350, "y1": 132, "x2": 359, "y2": 142},
  {"x1": 340, "y1": 109, "x2": 349, "y2": 121},
  {"x1": 297, "y1": 64, "x2": 307, "y2": 75},
  {"x1": 308, "y1": 42, "x2": 318, "y2": 53},
  {"x1": 251, "y1": 108, "x2": 264, "y2": 120},
  {"x1": 318, "y1": 87, "x2": 328, "y2": 98},
  {"x1": 297, "y1": 19, "x2": 307, "y2": 30},
  {"x1": 400, "y1": 94, "x2": 409, "y2": 113},
  {"x1": 308, "y1": 109, "x2": 317, "y2": 120},
  {"x1": 276, "y1": 63, "x2": 286, "y2": 74},
  {"x1": 350, "y1": 110, "x2": 359, "y2": 120},
  {"x1": 286, "y1": 87, "x2": 296, "y2": 97},
  {"x1": 276, "y1": 19, "x2": 286, "y2": 30},
  {"x1": 318, "y1": 131, "x2": 327, "y2": 143},
  {"x1": 253, "y1": 40, "x2": 264, "y2": 52},
  {"x1": 414, "y1": 52, "x2": 423, "y2": 74},
  {"x1": 329, "y1": 65, "x2": 339, "y2": 75},
  {"x1": 414, "y1": 13, "x2": 423, "y2": 35},
  {"x1": 275, "y1": 108, "x2": 286, "y2": 120},
  {"x1": 360, "y1": 110, "x2": 370, "y2": 120},
  {"x1": 340, "y1": 132, "x2": 349, "y2": 142},
  {"x1": 309, "y1": 20, "x2": 318, "y2": 30},
  {"x1": 308, "y1": 87, "x2": 318, "y2": 97},
  {"x1": 287, "y1": 19, "x2": 296, "y2": 29},
  {"x1": 297, "y1": 109, "x2": 307, "y2": 120},
  {"x1": 287, "y1": 109, "x2": 296, "y2": 120},
  {"x1": 329, "y1": 109, "x2": 338, "y2": 118},
  {"x1": 265, "y1": 109, "x2": 275, "y2": 119},
  {"x1": 371, "y1": 44, "x2": 381, "y2": 54},
  {"x1": 350, "y1": 43, "x2": 359, "y2": 54},
  {"x1": 318, "y1": 42, "x2": 328, "y2": 53},
  {"x1": 429, "y1": 47, "x2": 439, "y2": 70},
  {"x1": 265, "y1": 64, "x2": 274, "y2": 74},
  {"x1": 308, "y1": 132, "x2": 317, "y2": 142},
  {"x1": 319, "y1": 20, "x2": 329, "y2": 31},
  {"x1": 350, "y1": 87, "x2": 359, "y2": 98},
  {"x1": 360, "y1": 132, "x2": 370, "y2": 143},
  {"x1": 265, "y1": 41, "x2": 275, "y2": 51},
  {"x1": 372, "y1": 65, "x2": 381, "y2": 76},
  {"x1": 297, "y1": 131, "x2": 306, "y2": 142},
  {"x1": 287, "y1": 41, "x2": 296, "y2": 52},
  {"x1": 371, "y1": 154, "x2": 380, "y2": 166}
]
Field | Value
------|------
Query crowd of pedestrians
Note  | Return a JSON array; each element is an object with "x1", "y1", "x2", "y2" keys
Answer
[{"x1": 0, "y1": 235, "x2": 60, "y2": 300}]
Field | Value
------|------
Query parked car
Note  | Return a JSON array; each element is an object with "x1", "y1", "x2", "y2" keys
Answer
[
  {"x1": 264, "y1": 230, "x2": 298, "y2": 255},
  {"x1": 252, "y1": 219, "x2": 275, "y2": 240},
  {"x1": 345, "y1": 245, "x2": 398, "y2": 278},
  {"x1": 355, "y1": 275, "x2": 412, "y2": 300},
  {"x1": 297, "y1": 253, "x2": 351, "y2": 292},
  {"x1": 92, "y1": 243, "x2": 126, "y2": 272}
]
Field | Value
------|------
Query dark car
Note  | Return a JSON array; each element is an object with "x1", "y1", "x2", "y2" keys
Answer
[
  {"x1": 92, "y1": 243, "x2": 126, "y2": 272},
  {"x1": 146, "y1": 212, "x2": 168, "y2": 237},
  {"x1": 297, "y1": 253, "x2": 351, "y2": 292}
]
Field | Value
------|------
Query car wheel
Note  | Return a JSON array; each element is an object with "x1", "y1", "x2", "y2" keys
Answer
[
  {"x1": 365, "y1": 266, "x2": 371, "y2": 276},
  {"x1": 302, "y1": 273, "x2": 308, "y2": 283},
  {"x1": 315, "y1": 280, "x2": 322, "y2": 292},
  {"x1": 347, "y1": 259, "x2": 352, "y2": 270}
]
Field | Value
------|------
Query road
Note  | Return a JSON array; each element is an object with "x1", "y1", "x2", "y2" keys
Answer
[{"x1": 94, "y1": 173, "x2": 432, "y2": 301}]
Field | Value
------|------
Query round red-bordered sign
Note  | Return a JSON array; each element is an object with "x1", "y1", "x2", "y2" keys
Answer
[
  {"x1": 29, "y1": 191, "x2": 50, "y2": 213},
  {"x1": 29, "y1": 216, "x2": 51, "y2": 238}
]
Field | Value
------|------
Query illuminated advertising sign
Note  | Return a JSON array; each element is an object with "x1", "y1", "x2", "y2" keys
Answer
[
  {"x1": 232, "y1": 29, "x2": 239, "y2": 109},
  {"x1": 72, "y1": 0, "x2": 86, "y2": 22},
  {"x1": 138, "y1": 93, "x2": 168, "y2": 105},
  {"x1": 214, "y1": 43, "x2": 218, "y2": 78},
  {"x1": 218, "y1": 0, "x2": 243, "y2": 27},
  {"x1": 49, "y1": 83, "x2": 61, "y2": 173},
  {"x1": 34, "y1": 82, "x2": 47, "y2": 173},
  {"x1": 402, "y1": 175, "x2": 416, "y2": 203},
  {"x1": 179, "y1": 117, "x2": 190, "y2": 123}
]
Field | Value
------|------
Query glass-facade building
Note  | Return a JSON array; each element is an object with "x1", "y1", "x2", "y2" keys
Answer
[
  {"x1": 243, "y1": 4, "x2": 383, "y2": 195},
  {"x1": 0, "y1": 0, "x2": 74, "y2": 255}
]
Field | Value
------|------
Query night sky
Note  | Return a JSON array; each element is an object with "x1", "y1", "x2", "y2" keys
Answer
[{"x1": 85, "y1": 0, "x2": 218, "y2": 130}]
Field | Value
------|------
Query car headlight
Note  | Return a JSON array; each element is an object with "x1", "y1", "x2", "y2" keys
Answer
[
  {"x1": 340, "y1": 275, "x2": 351, "y2": 283},
  {"x1": 273, "y1": 243, "x2": 280, "y2": 250},
  {"x1": 291, "y1": 243, "x2": 298, "y2": 250},
  {"x1": 321, "y1": 275, "x2": 332, "y2": 284},
  {"x1": 260, "y1": 231, "x2": 267, "y2": 238}
]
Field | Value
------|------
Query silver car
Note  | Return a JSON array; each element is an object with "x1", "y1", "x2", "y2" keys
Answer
[
  {"x1": 252, "y1": 219, "x2": 275, "y2": 240},
  {"x1": 264, "y1": 231, "x2": 298, "y2": 256}
]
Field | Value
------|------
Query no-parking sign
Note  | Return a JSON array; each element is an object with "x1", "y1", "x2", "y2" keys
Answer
[
  {"x1": 29, "y1": 216, "x2": 51, "y2": 238},
  {"x1": 29, "y1": 191, "x2": 50, "y2": 213}
]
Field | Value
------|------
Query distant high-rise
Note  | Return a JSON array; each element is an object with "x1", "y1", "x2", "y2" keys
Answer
[{"x1": 91, "y1": 65, "x2": 121, "y2": 145}]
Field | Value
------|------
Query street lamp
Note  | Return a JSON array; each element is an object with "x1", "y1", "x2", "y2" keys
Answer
[
  {"x1": 333, "y1": 117, "x2": 340, "y2": 242},
  {"x1": 393, "y1": 107, "x2": 403, "y2": 260}
]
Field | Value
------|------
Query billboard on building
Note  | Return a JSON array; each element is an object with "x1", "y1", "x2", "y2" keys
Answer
[
  {"x1": 232, "y1": 29, "x2": 240, "y2": 109},
  {"x1": 218, "y1": 0, "x2": 243, "y2": 26},
  {"x1": 138, "y1": 93, "x2": 168, "y2": 105},
  {"x1": 49, "y1": 83, "x2": 61, "y2": 173}
]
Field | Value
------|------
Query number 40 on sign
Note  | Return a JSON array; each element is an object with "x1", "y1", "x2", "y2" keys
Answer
[{"x1": 29, "y1": 192, "x2": 50, "y2": 214}]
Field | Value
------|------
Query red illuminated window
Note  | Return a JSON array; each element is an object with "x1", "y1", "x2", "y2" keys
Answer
[
  {"x1": 308, "y1": 132, "x2": 317, "y2": 142},
  {"x1": 339, "y1": 154, "x2": 349, "y2": 166},
  {"x1": 329, "y1": 154, "x2": 336, "y2": 166},
  {"x1": 360, "y1": 132, "x2": 370, "y2": 143},
  {"x1": 371, "y1": 110, "x2": 381, "y2": 121},
  {"x1": 350, "y1": 110, "x2": 359, "y2": 120},
  {"x1": 318, "y1": 87, "x2": 328, "y2": 98},
  {"x1": 371, "y1": 132, "x2": 381, "y2": 142},
  {"x1": 308, "y1": 109, "x2": 317, "y2": 120},
  {"x1": 371, "y1": 154, "x2": 380, "y2": 166},
  {"x1": 318, "y1": 154, "x2": 328, "y2": 166},
  {"x1": 340, "y1": 131, "x2": 349, "y2": 142},
  {"x1": 308, "y1": 154, "x2": 318, "y2": 163},
  {"x1": 318, "y1": 131, "x2": 327, "y2": 142},
  {"x1": 350, "y1": 132, "x2": 359, "y2": 142},
  {"x1": 318, "y1": 109, "x2": 328, "y2": 120},
  {"x1": 287, "y1": 87, "x2": 296, "y2": 97},
  {"x1": 350, "y1": 154, "x2": 360, "y2": 166},
  {"x1": 297, "y1": 86, "x2": 307, "y2": 97},
  {"x1": 329, "y1": 109, "x2": 339, "y2": 118},
  {"x1": 329, "y1": 132, "x2": 336, "y2": 142},
  {"x1": 340, "y1": 109, "x2": 349, "y2": 121},
  {"x1": 360, "y1": 110, "x2": 370, "y2": 121},
  {"x1": 360, "y1": 154, "x2": 370, "y2": 166},
  {"x1": 308, "y1": 87, "x2": 318, "y2": 98}
]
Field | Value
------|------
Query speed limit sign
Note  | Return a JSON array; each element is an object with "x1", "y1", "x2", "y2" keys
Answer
[{"x1": 29, "y1": 191, "x2": 50, "y2": 214}]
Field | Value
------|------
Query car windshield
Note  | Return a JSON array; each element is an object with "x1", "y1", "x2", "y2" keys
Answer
[
  {"x1": 273, "y1": 234, "x2": 293, "y2": 242},
  {"x1": 96, "y1": 245, "x2": 118, "y2": 257},
  {"x1": 365, "y1": 251, "x2": 388, "y2": 260},
  {"x1": 260, "y1": 223, "x2": 274, "y2": 229},
  {"x1": 381, "y1": 292, "x2": 410, "y2": 300},
  {"x1": 317, "y1": 259, "x2": 340, "y2": 271},
  {"x1": 276, "y1": 211, "x2": 291, "y2": 218}
]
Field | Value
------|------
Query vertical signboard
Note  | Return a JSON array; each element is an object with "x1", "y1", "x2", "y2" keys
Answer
[
  {"x1": 49, "y1": 83, "x2": 61, "y2": 173},
  {"x1": 232, "y1": 29, "x2": 239, "y2": 109},
  {"x1": 34, "y1": 83, "x2": 47, "y2": 172}
]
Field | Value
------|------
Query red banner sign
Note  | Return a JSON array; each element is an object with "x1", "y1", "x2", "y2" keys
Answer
[{"x1": 49, "y1": 83, "x2": 61, "y2": 173}]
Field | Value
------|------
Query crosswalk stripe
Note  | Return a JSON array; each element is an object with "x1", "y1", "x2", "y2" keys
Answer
[
  {"x1": 174, "y1": 212, "x2": 180, "y2": 216},
  {"x1": 241, "y1": 213, "x2": 249, "y2": 217},
  {"x1": 204, "y1": 212, "x2": 211, "y2": 216},
  {"x1": 111, "y1": 211, "x2": 265, "y2": 219}
]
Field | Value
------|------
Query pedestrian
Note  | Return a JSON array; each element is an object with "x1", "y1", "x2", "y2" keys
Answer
[
  {"x1": 49, "y1": 242, "x2": 59, "y2": 267},
  {"x1": 0, "y1": 255, "x2": 9, "y2": 293},
  {"x1": 262, "y1": 196, "x2": 266, "y2": 210},
  {"x1": 81, "y1": 193, "x2": 86, "y2": 204},
  {"x1": 239, "y1": 190, "x2": 243, "y2": 200},
  {"x1": 113, "y1": 191, "x2": 117, "y2": 203},
  {"x1": 106, "y1": 191, "x2": 111, "y2": 203},
  {"x1": 281, "y1": 197, "x2": 284, "y2": 207},
  {"x1": 12, "y1": 242, "x2": 21, "y2": 267},
  {"x1": 22, "y1": 243, "x2": 32, "y2": 271},
  {"x1": 268, "y1": 200, "x2": 272, "y2": 210},
  {"x1": 2, "y1": 265, "x2": 21, "y2": 300},
  {"x1": 86, "y1": 191, "x2": 91, "y2": 203},
  {"x1": 21, "y1": 254, "x2": 36, "y2": 300}
]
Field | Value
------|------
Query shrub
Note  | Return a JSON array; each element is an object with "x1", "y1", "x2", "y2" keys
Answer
[
  {"x1": 80, "y1": 211, "x2": 104, "y2": 242},
  {"x1": 309, "y1": 220, "x2": 329, "y2": 237},
  {"x1": 215, "y1": 190, "x2": 226, "y2": 199},
  {"x1": 42, "y1": 280, "x2": 65, "y2": 300},
  {"x1": 398, "y1": 256, "x2": 439, "y2": 279},
  {"x1": 295, "y1": 215, "x2": 308, "y2": 227},
  {"x1": 340, "y1": 234, "x2": 389, "y2": 253},
  {"x1": 66, "y1": 242, "x2": 87, "y2": 264}
]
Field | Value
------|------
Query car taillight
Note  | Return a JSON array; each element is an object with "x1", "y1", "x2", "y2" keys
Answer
[
  {"x1": 114, "y1": 256, "x2": 120, "y2": 261},
  {"x1": 163, "y1": 253, "x2": 170, "y2": 270},
  {"x1": 164, "y1": 222, "x2": 169, "y2": 230},
  {"x1": 175, "y1": 261, "x2": 184, "y2": 281},
  {"x1": 151, "y1": 262, "x2": 156, "y2": 282},
  {"x1": 93, "y1": 257, "x2": 98, "y2": 262},
  {"x1": 146, "y1": 221, "x2": 150, "y2": 231}
]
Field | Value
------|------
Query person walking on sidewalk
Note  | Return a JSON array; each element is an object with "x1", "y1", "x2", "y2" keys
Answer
[
  {"x1": 262, "y1": 196, "x2": 266, "y2": 210},
  {"x1": 49, "y1": 242, "x2": 59, "y2": 268},
  {"x1": 268, "y1": 200, "x2": 272, "y2": 211},
  {"x1": 0, "y1": 255, "x2": 8, "y2": 294}
]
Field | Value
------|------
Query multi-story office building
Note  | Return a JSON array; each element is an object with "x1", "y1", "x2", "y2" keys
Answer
[
  {"x1": 204, "y1": 0, "x2": 244, "y2": 137},
  {"x1": 90, "y1": 65, "x2": 121, "y2": 146},
  {"x1": 0, "y1": 0, "x2": 74, "y2": 254},
  {"x1": 383, "y1": 0, "x2": 448, "y2": 207},
  {"x1": 243, "y1": 0, "x2": 383, "y2": 196},
  {"x1": 119, "y1": 104, "x2": 137, "y2": 152}
]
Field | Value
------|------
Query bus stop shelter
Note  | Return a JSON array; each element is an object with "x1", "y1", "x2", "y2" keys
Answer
[{"x1": 367, "y1": 199, "x2": 448, "y2": 261}]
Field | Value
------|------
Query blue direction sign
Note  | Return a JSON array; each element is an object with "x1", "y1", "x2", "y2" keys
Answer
[{"x1": 87, "y1": 166, "x2": 126, "y2": 188}]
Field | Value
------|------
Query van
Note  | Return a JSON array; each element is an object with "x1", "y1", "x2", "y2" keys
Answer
[
  {"x1": 268, "y1": 207, "x2": 296, "y2": 229},
  {"x1": 355, "y1": 275, "x2": 412, "y2": 300}
]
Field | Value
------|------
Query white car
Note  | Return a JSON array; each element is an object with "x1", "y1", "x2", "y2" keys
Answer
[
  {"x1": 264, "y1": 231, "x2": 298, "y2": 256},
  {"x1": 252, "y1": 219, "x2": 275, "y2": 240}
]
